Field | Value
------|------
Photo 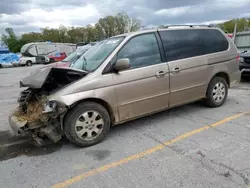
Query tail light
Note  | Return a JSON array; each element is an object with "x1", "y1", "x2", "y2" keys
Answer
[{"x1": 236, "y1": 53, "x2": 240, "y2": 63}]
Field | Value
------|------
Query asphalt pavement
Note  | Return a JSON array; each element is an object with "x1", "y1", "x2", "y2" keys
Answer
[{"x1": 0, "y1": 65, "x2": 249, "y2": 188}]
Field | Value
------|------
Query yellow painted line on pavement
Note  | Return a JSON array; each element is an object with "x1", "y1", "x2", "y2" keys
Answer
[{"x1": 52, "y1": 112, "x2": 248, "y2": 188}]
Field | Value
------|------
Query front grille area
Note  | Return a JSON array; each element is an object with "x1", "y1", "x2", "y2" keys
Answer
[
  {"x1": 244, "y1": 57, "x2": 250, "y2": 64},
  {"x1": 18, "y1": 89, "x2": 32, "y2": 106}
]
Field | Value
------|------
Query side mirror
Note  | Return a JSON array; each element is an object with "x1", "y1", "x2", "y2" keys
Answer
[{"x1": 114, "y1": 58, "x2": 130, "y2": 72}]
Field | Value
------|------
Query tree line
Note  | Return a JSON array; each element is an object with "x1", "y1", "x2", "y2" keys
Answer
[
  {"x1": 1, "y1": 13, "x2": 250, "y2": 53},
  {"x1": 1, "y1": 12, "x2": 141, "y2": 53},
  {"x1": 218, "y1": 18, "x2": 250, "y2": 33}
]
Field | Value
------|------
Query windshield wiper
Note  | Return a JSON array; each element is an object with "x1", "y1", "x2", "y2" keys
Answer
[{"x1": 82, "y1": 56, "x2": 88, "y2": 72}]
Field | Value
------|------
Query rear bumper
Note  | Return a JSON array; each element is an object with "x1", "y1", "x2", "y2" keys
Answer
[
  {"x1": 12, "y1": 62, "x2": 20, "y2": 66},
  {"x1": 19, "y1": 61, "x2": 26, "y2": 65},
  {"x1": 230, "y1": 70, "x2": 241, "y2": 87}
]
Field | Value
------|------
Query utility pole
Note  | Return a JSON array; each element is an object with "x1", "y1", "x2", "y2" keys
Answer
[{"x1": 232, "y1": 22, "x2": 237, "y2": 44}]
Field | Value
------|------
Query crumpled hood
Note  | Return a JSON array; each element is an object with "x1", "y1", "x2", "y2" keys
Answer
[
  {"x1": 20, "y1": 67, "x2": 88, "y2": 92},
  {"x1": 45, "y1": 61, "x2": 71, "y2": 68}
]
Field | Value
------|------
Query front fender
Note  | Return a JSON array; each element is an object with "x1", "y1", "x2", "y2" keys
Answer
[{"x1": 50, "y1": 90, "x2": 96, "y2": 107}]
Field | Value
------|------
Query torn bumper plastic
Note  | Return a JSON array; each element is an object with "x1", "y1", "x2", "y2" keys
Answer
[
  {"x1": 9, "y1": 112, "x2": 64, "y2": 145},
  {"x1": 9, "y1": 114, "x2": 28, "y2": 136}
]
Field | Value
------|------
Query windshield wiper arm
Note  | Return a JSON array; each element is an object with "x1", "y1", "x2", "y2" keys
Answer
[{"x1": 82, "y1": 56, "x2": 88, "y2": 72}]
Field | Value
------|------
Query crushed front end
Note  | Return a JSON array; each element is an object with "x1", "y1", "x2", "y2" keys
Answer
[
  {"x1": 9, "y1": 66, "x2": 87, "y2": 145},
  {"x1": 9, "y1": 88, "x2": 66, "y2": 145}
]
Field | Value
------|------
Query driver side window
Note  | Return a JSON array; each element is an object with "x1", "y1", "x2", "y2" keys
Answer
[{"x1": 117, "y1": 33, "x2": 162, "y2": 69}]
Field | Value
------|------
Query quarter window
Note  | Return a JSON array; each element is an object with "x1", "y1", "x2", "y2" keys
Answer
[
  {"x1": 117, "y1": 33, "x2": 162, "y2": 69},
  {"x1": 159, "y1": 29, "x2": 229, "y2": 62}
]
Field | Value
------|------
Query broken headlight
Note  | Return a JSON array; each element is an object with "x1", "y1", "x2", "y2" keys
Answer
[{"x1": 43, "y1": 101, "x2": 57, "y2": 113}]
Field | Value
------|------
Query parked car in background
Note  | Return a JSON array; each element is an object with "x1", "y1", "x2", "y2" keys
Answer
[
  {"x1": 15, "y1": 56, "x2": 36, "y2": 66},
  {"x1": 47, "y1": 52, "x2": 67, "y2": 63},
  {"x1": 9, "y1": 26, "x2": 240, "y2": 147},
  {"x1": 239, "y1": 50, "x2": 250, "y2": 77}
]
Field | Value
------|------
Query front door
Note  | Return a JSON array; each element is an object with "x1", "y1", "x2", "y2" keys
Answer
[{"x1": 112, "y1": 33, "x2": 170, "y2": 122}]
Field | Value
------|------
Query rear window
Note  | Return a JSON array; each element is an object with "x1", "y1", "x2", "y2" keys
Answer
[{"x1": 159, "y1": 29, "x2": 229, "y2": 62}]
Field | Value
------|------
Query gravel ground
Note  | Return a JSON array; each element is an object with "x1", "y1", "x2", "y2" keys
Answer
[{"x1": 0, "y1": 66, "x2": 249, "y2": 188}]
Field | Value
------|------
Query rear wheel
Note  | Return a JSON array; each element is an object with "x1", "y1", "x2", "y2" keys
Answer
[
  {"x1": 64, "y1": 102, "x2": 111, "y2": 147},
  {"x1": 26, "y1": 61, "x2": 32, "y2": 66},
  {"x1": 204, "y1": 77, "x2": 228, "y2": 107}
]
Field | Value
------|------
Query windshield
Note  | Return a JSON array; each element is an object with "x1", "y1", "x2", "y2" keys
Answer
[
  {"x1": 70, "y1": 37, "x2": 125, "y2": 72},
  {"x1": 62, "y1": 46, "x2": 92, "y2": 62}
]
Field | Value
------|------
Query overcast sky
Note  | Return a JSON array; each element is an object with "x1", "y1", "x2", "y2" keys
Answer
[{"x1": 0, "y1": 0, "x2": 250, "y2": 35}]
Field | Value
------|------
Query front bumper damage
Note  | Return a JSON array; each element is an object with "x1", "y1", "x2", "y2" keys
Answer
[
  {"x1": 9, "y1": 115, "x2": 28, "y2": 136},
  {"x1": 9, "y1": 114, "x2": 64, "y2": 145},
  {"x1": 8, "y1": 92, "x2": 66, "y2": 145},
  {"x1": 8, "y1": 66, "x2": 87, "y2": 146}
]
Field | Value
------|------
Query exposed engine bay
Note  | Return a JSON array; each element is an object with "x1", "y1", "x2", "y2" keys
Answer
[{"x1": 9, "y1": 67, "x2": 87, "y2": 145}]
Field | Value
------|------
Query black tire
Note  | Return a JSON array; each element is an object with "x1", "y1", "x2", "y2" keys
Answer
[
  {"x1": 49, "y1": 58, "x2": 55, "y2": 63},
  {"x1": 64, "y1": 102, "x2": 111, "y2": 147},
  {"x1": 26, "y1": 61, "x2": 32, "y2": 66},
  {"x1": 204, "y1": 76, "x2": 228, "y2": 107}
]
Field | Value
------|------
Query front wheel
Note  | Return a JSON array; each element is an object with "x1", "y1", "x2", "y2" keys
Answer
[
  {"x1": 204, "y1": 77, "x2": 228, "y2": 107},
  {"x1": 26, "y1": 61, "x2": 32, "y2": 66},
  {"x1": 64, "y1": 102, "x2": 111, "y2": 147}
]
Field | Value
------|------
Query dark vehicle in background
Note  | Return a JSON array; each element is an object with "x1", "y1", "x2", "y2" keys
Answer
[{"x1": 239, "y1": 50, "x2": 250, "y2": 78}]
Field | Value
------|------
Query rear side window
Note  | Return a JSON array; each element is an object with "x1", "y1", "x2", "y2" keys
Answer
[{"x1": 159, "y1": 29, "x2": 229, "y2": 62}]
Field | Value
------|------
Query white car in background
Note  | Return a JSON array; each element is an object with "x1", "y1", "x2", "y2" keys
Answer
[{"x1": 14, "y1": 56, "x2": 36, "y2": 66}]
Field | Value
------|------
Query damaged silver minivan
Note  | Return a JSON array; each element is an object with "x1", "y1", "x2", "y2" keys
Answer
[{"x1": 9, "y1": 26, "x2": 241, "y2": 147}]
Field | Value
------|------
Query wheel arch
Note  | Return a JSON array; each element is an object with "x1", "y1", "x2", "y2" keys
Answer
[
  {"x1": 207, "y1": 71, "x2": 230, "y2": 90},
  {"x1": 62, "y1": 98, "x2": 115, "y2": 130},
  {"x1": 205, "y1": 71, "x2": 230, "y2": 97},
  {"x1": 213, "y1": 72, "x2": 230, "y2": 86},
  {"x1": 204, "y1": 72, "x2": 229, "y2": 107}
]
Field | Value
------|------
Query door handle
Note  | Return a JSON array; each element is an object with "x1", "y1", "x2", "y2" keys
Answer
[
  {"x1": 172, "y1": 67, "x2": 180, "y2": 73},
  {"x1": 155, "y1": 70, "x2": 166, "y2": 78}
]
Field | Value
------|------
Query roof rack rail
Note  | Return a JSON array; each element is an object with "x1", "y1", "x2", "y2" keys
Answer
[{"x1": 162, "y1": 24, "x2": 213, "y2": 28}]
